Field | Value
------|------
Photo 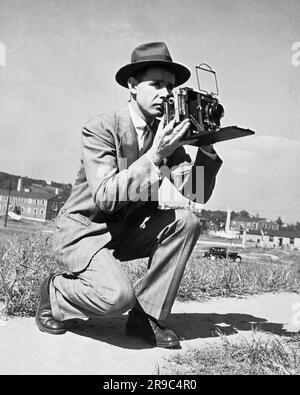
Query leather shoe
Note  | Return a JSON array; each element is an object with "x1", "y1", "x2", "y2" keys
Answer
[
  {"x1": 126, "y1": 309, "x2": 180, "y2": 348},
  {"x1": 35, "y1": 274, "x2": 66, "y2": 335}
]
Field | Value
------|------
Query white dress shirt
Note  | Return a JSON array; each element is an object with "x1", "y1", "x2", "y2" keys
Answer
[{"x1": 128, "y1": 102, "x2": 155, "y2": 155}]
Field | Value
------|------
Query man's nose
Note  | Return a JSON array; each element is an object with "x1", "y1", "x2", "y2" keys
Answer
[{"x1": 159, "y1": 86, "x2": 170, "y2": 98}]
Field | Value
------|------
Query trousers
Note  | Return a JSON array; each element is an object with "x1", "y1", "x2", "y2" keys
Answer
[{"x1": 49, "y1": 208, "x2": 201, "y2": 322}]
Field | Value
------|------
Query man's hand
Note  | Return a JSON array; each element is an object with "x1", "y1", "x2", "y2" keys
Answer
[{"x1": 147, "y1": 117, "x2": 197, "y2": 165}]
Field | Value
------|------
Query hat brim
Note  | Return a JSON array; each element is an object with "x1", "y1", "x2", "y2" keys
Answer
[{"x1": 115, "y1": 60, "x2": 191, "y2": 88}]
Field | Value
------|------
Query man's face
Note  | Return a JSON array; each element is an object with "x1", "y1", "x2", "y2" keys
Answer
[{"x1": 130, "y1": 66, "x2": 176, "y2": 119}]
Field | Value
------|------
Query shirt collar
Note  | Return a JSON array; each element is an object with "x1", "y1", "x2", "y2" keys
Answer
[{"x1": 128, "y1": 101, "x2": 156, "y2": 131}]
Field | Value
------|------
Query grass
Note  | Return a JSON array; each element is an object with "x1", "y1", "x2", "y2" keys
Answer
[
  {"x1": 160, "y1": 331, "x2": 300, "y2": 375},
  {"x1": 0, "y1": 218, "x2": 54, "y2": 245},
  {"x1": 0, "y1": 230, "x2": 299, "y2": 317},
  {"x1": 0, "y1": 231, "x2": 57, "y2": 317},
  {"x1": 183, "y1": 253, "x2": 299, "y2": 299},
  {"x1": 123, "y1": 251, "x2": 300, "y2": 302}
]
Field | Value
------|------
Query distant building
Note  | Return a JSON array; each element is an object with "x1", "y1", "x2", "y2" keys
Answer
[
  {"x1": 0, "y1": 188, "x2": 65, "y2": 222},
  {"x1": 245, "y1": 229, "x2": 300, "y2": 249},
  {"x1": 230, "y1": 216, "x2": 279, "y2": 232}
]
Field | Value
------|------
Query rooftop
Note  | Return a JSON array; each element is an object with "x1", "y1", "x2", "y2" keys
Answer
[{"x1": 0, "y1": 188, "x2": 61, "y2": 200}]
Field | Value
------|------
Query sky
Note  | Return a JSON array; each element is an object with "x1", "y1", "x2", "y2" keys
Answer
[{"x1": 0, "y1": 0, "x2": 299, "y2": 223}]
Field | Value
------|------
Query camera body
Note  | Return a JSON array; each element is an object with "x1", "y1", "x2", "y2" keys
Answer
[
  {"x1": 162, "y1": 64, "x2": 255, "y2": 146},
  {"x1": 164, "y1": 87, "x2": 225, "y2": 139}
]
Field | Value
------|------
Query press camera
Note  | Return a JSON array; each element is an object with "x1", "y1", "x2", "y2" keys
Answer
[{"x1": 164, "y1": 64, "x2": 255, "y2": 145}]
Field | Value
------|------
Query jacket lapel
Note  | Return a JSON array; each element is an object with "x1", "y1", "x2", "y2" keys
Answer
[
  {"x1": 116, "y1": 106, "x2": 139, "y2": 167},
  {"x1": 115, "y1": 106, "x2": 161, "y2": 168}
]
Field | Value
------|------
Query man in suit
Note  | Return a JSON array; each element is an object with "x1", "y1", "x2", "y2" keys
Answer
[{"x1": 35, "y1": 42, "x2": 222, "y2": 348}]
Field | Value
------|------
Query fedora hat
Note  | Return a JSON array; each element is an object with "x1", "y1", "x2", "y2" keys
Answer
[{"x1": 115, "y1": 41, "x2": 191, "y2": 88}]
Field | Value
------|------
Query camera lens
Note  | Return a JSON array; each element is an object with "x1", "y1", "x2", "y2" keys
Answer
[{"x1": 208, "y1": 103, "x2": 224, "y2": 123}]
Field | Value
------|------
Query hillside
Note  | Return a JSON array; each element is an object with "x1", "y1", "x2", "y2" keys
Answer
[{"x1": 0, "y1": 171, "x2": 72, "y2": 197}]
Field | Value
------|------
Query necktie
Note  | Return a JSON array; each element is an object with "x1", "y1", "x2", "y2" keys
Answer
[{"x1": 141, "y1": 124, "x2": 154, "y2": 154}]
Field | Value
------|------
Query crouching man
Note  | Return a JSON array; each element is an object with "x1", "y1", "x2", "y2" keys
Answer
[{"x1": 35, "y1": 42, "x2": 222, "y2": 348}]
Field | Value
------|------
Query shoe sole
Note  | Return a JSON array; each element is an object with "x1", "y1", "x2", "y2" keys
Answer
[
  {"x1": 126, "y1": 327, "x2": 180, "y2": 349},
  {"x1": 35, "y1": 314, "x2": 67, "y2": 335}
]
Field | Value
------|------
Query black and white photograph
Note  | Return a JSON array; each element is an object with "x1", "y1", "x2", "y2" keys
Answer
[{"x1": 0, "y1": 0, "x2": 299, "y2": 379}]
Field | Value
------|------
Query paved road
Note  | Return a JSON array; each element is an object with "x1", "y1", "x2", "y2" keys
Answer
[{"x1": 197, "y1": 239, "x2": 243, "y2": 248}]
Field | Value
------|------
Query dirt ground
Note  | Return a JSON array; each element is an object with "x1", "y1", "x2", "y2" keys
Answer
[{"x1": 1, "y1": 292, "x2": 299, "y2": 375}]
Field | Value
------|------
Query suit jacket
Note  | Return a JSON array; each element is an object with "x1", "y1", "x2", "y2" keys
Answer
[{"x1": 53, "y1": 106, "x2": 223, "y2": 273}]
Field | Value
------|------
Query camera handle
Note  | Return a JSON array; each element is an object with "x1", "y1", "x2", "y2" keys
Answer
[{"x1": 196, "y1": 63, "x2": 219, "y2": 96}]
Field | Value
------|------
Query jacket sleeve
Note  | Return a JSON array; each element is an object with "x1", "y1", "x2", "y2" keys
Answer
[
  {"x1": 81, "y1": 116, "x2": 160, "y2": 214},
  {"x1": 165, "y1": 145, "x2": 223, "y2": 204}
]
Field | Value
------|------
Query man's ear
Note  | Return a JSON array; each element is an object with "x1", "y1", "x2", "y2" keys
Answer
[{"x1": 127, "y1": 77, "x2": 138, "y2": 95}]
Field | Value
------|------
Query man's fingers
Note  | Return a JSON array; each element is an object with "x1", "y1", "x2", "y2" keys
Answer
[
  {"x1": 157, "y1": 115, "x2": 167, "y2": 133},
  {"x1": 175, "y1": 118, "x2": 190, "y2": 130},
  {"x1": 170, "y1": 119, "x2": 191, "y2": 143},
  {"x1": 164, "y1": 118, "x2": 176, "y2": 133}
]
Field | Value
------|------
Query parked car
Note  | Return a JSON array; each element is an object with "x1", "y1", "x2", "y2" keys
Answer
[{"x1": 203, "y1": 247, "x2": 242, "y2": 262}]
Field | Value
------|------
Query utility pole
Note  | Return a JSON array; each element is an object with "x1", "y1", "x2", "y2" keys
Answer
[
  {"x1": 0, "y1": 41, "x2": 5, "y2": 67},
  {"x1": 225, "y1": 207, "x2": 231, "y2": 233},
  {"x1": 4, "y1": 179, "x2": 12, "y2": 228}
]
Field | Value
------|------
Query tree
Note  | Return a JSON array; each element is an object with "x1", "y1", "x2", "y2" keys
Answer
[
  {"x1": 239, "y1": 210, "x2": 250, "y2": 218},
  {"x1": 276, "y1": 216, "x2": 283, "y2": 230}
]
